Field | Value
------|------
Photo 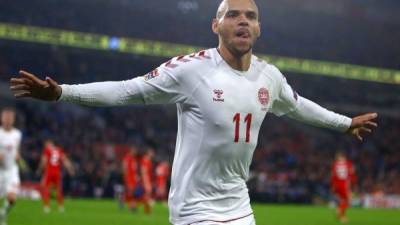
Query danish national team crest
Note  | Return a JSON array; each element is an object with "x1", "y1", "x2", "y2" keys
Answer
[
  {"x1": 144, "y1": 69, "x2": 159, "y2": 81},
  {"x1": 213, "y1": 89, "x2": 224, "y2": 102},
  {"x1": 258, "y1": 88, "x2": 269, "y2": 106}
]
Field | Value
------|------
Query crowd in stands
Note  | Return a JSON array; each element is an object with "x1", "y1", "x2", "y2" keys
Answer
[{"x1": 9, "y1": 97, "x2": 399, "y2": 203}]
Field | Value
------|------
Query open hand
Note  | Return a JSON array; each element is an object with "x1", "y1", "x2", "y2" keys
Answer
[
  {"x1": 347, "y1": 113, "x2": 378, "y2": 141},
  {"x1": 10, "y1": 70, "x2": 62, "y2": 101}
]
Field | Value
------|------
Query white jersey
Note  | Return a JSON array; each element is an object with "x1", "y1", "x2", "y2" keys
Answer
[
  {"x1": 0, "y1": 127, "x2": 21, "y2": 171},
  {"x1": 60, "y1": 48, "x2": 351, "y2": 225}
]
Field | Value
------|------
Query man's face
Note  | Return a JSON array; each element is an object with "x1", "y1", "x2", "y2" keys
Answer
[
  {"x1": 1, "y1": 110, "x2": 15, "y2": 129},
  {"x1": 45, "y1": 140, "x2": 54, "y2": 148},
  {"x1": 213, "y1": 0, "x2": 261, "y2": 56}
]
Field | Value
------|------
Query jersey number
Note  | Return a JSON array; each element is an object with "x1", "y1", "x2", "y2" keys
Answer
[{"x1": 233, "y1": 113, "x2": 252, "y2": 143}]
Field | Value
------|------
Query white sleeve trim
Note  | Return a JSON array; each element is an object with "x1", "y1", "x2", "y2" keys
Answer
[{"x1": 287, "y1": 96, "x2": 352, "y2": 132}]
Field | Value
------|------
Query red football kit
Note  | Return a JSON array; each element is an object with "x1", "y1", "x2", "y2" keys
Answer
[
  {"x1": 331, "y1": 159, "x2": 356, "y2": 199},
  {"x1": 139, "y1": 155, "x2": 153, "y2": 214},
  {"x1": 123, "y1": 153, "x2": 138, "y2": 190},
  {"x1": 331, "y1": 159, "x2": 356, "y2": 220},
  {"x1": 140, "y1": 156, "x2": 153, "y2": 195},
  {"x1": 41, "y1": 146, "x2": 65, "y2": 206}
]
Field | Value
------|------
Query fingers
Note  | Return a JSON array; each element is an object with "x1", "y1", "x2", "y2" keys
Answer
[
  {"x1": 45, "y1": 76, "x2": 59, "y2": 88},
  {"x1": 351, "y1": 126, "x2": 373, "y2": 142},
  {"x1": 359, "y1": 113, "x2": 378, "y2": 123},
  {"x1": 355, "y1": 130, "x2": 363, "y2": 141},
  {"x1": 19, "y1": 70, "x2": 44, "y2": 84},
  {"x1": 365, "y1": 121, "x2": 378, "y2": 128},
  {"x1": 13, "y1": 90, "x2": 32, "y2": 98},
  {"x1": 10, "y1": 77, "x2": 34, "y2": 86},
  {"x1": 359, "y1": 127, "x2": 372, "y2": 134},
  {"x1": 352, "y1": 112, "x2": 378, "y2": 129},
  {"x1": 10, "y1": 84, "x2": 30, "y2": 91},
  {"x1": 363, "y1": 112, "x2": 378, "y2": 120}
]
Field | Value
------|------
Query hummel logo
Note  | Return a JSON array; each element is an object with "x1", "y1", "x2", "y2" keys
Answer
[{"x1": 213, "y1": 89, "x2": 224, "y2": 102}]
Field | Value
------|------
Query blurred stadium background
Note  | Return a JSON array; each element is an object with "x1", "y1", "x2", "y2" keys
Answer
[{"x1": 0, "y1": 0, "x2": 399, "y2": 224}]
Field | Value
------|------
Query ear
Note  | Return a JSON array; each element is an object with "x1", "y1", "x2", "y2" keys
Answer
[
  {"x1": 256, "y1": 21, "x2": 261, "y2": 38},
  {"x1": 212, "y1": 18, "x2": 219, "y2": 35}
]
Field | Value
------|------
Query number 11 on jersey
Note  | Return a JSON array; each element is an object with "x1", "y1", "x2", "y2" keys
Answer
[{"x1": 233, "y1": 113, "x2": 252, "y2": 143}]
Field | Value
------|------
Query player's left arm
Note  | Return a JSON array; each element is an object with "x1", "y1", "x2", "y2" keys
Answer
[
  {"x1": 270, "y1": 66, "x2": 377, "y2": 140},
  {"x1": 349, "y1": 162, "x2": 357, "y2": 189},
  {"x1": 287, "y1": 97, "x2": 378, "y2": 140}
]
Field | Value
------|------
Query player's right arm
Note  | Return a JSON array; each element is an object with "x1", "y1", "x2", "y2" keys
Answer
[{"x1": 10, "y1": 64, "x2": 186, "y2": 106}]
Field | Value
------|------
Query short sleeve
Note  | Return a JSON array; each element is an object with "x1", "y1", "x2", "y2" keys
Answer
[{"x1": 269, "y1": 67, "x2": 299, "y2": 116}]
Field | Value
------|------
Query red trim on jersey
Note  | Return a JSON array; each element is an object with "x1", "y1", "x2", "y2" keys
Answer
[
  {"x1": 198, "y1": 50, "x2": 211, "y2": 59},
  {"x1": 165, "y1": 60, "x2": 178, "y2": 68},
  {"x1": 177, "y1": 55, "x2": 191, "y2": 62},
  {"x1": 188, "y1": 213, "x2": 253, "y2": 224}
]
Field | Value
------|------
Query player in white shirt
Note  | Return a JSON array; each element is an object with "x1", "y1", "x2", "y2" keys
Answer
[
  {"x1": 10, "y1": 0, "x2": 377, "y2": 224},
  {"x1": 0, "y1": 108, "x2": 22, "y2": 225}
]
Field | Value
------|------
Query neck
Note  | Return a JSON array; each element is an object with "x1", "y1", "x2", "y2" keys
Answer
[
  {"x1": 2, "y1": 125, "x2": 12, "y2": 131},
  {"x1": 217, "y1": 45, "x2": 252, "y2": 71}
]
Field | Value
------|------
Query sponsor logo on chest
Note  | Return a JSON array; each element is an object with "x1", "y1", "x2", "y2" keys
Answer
[{"x1": 213, "y1": 89, "x2": 224, "y2": 102}]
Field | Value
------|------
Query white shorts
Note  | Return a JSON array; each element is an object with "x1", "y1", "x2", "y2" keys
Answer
[
  {"x1": 189, "y1": 214, "x2": 256, "y2": 225},
  {"x1": 0, "y1": 169, "x2": 20, "y2": 197}
]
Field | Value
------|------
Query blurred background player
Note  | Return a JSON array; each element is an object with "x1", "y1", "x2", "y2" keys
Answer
[
  {"x1": 122, "y1": 145, "x2": 139, "y2": 211},
  {"x1": 139, "y1": 147, "x2": 154, "y2": 214},
  {"x1": 154, "y1": 159, "x2": 170, "y2": 205},
  {"x1": 0, "y1": 108, "x2": 22, "y2": 225},
  {"x1": 37, "y1": 139, "x2": 75, "y2": 213},
  {"x1": 331, "y1": 151, "x2": 357, "y2": 223}
]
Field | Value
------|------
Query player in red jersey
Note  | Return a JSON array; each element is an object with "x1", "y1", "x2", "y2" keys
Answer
[
  {"x1": 330, "y1": 152, "x2": 357, "y2": 223},
  {"x1": 37, "y1": 139, "x2": 74, "y2": 213},
  {"x1": 139, "y1": 147, "x2": 155, "y2": 214},
  {"x1": 155, "y1": 160, "x2": 170, "y2": 204},
  {"x1": 122, "y1": 145, "x2": 139, "y2": 211}
]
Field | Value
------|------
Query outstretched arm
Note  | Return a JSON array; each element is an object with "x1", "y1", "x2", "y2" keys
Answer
[
  {"x1": 10, "y1": 67, "x2": 185, "y2": 106},
  {"x1": 268, "y1": 65, "x2": 378, "y2": 141},
  {"x1": 10, "y1": 70, "x2": 145, "y2": 106},
  {"x1": 287, "y1": 96, "x2": 378, "y2": 140}
]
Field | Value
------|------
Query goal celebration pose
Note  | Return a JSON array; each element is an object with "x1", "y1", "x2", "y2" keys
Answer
[{"x1": 10, "y1": 0, "x2": 377, "y2": 224}]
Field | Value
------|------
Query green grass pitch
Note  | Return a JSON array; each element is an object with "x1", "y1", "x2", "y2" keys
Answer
[{"x1": 8, "y1": 199, "x2": 400, "y2": 225}]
